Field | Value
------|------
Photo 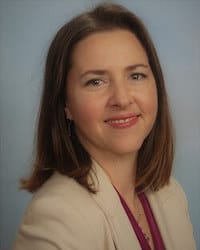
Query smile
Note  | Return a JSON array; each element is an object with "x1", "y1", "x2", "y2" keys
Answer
[{"x1": 105, "y1": 115, "x2": 140, "y2": 129}]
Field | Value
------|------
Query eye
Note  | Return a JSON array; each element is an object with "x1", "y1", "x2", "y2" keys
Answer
[
  {"x1": 129, "y1": 73, "x2": 147, "y2": 80},
  {"x1": 85, "y1": 78, "x2": 104, "y2": 87}
]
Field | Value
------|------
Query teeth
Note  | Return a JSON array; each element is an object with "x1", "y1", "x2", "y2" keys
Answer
[{"x1": 109, "y1": 117, "x2": 133, "y2": 124}]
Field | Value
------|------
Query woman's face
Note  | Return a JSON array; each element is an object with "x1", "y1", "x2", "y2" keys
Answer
[{"x1": 66, "y1": 29, "x2": 157, "y2": 161}]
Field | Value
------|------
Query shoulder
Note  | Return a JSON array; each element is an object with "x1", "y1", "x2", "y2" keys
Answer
[
  {"x1": 32, "y1": 171, "x2": 92, "y2": 204},
  {"x1": 27, "y1": 172, "x2": 99, "y2": 219},
  {"x1": 25, "y1": 171, "x2": 105, "y2": 222},
  {"x1": 147, "y1": 177, "x2": 196, "y2": 250},
  {"x1": 147, "y1": 177, "x2": 191, "y2": 222},
  {"x1": 149, "y1": 177, "x2": 191, "y2": 217},
  {"x1": 14, "y1": 172, "x2": 108, "y2": 250},
  {"x1": 154, "y1": 177, "x2": 188, "y2": 207}
]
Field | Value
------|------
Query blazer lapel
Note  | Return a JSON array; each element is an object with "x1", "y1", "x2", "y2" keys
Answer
[
  {"x1": 90, "y1": 160, "x2": 141, "y2": 250},
  {"x1": 147, "y1": 190, "x2": 174, "y2": 250}
]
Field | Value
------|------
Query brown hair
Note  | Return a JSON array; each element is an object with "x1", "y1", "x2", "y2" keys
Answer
[{"x1": 21, "y1": 3, "x2": 173, "y2": 193}]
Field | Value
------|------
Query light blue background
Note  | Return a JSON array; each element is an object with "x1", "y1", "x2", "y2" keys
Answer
[{"x1": 0, "y1": 0, "x2": 199, "y2": 249}]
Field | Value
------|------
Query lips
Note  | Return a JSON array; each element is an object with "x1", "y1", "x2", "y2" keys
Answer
[{"x1": 105, "y1": 114, "x2": 140, "y2": 129}]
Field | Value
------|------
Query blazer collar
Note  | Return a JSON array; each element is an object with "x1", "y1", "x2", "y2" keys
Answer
[
  {"x1": 90, "y1": 160, "x2": 141, "y2": 250},
  {"x1": 90, "y1": 160, "x2": 173, "y2": 250},
  {"x1": 147, "y1": 189, "x2": 174, "y2": 249}
]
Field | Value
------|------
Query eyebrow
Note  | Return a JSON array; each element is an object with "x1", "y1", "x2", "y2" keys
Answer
[
  {"x1": 80, "y1": 64, "x2": 149, "y2": 78},
  {"x1": 126, "y1": 64, "x2": 149, "y2": 71}
]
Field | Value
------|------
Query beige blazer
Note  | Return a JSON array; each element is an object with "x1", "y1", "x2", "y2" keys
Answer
[{"x1": 13, "y1": 161, "x2": 196, "y2": 250}]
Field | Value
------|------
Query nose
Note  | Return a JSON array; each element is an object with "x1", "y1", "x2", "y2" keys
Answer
[{"x1": 109, "y1": 82, "x2": 133, "y2": 109}]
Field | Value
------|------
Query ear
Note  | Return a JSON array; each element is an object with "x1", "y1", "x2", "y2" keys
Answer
[{"x1": 65, "y1": 105, "x2": 73, "y2": 120}]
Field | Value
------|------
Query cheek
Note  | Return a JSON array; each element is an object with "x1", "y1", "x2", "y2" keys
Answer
[
  {"x1": 141, "y1": 85, "x2": 158, "y2": 116},
  {"x1": 150, "y1": 89, "x2": 158, "y2": 114},
  {"x1": 68, "y1": 95, "x2": 102, "y2": 126}
]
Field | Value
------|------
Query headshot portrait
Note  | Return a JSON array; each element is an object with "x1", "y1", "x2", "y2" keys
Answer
[{"x1": 0, "y1": 1, "x2": 199, "y2": 249}]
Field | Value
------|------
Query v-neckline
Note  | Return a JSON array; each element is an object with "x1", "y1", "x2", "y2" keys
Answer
[{"x1": 116, "y1": 190, "x2": 165, "y2": 250}]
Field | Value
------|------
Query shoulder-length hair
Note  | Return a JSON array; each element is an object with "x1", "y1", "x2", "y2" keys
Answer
[{"x1": 21, "y1": 3, "x2": 173, "y2": 193}]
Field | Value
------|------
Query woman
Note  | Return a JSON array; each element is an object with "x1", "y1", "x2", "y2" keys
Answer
[{"x1": 13, "y1": 3, "x2": 196, "y2": 250}]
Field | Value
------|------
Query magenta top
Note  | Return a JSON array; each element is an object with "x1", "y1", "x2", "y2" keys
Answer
[{"x1": 117, "y1": 190, "x2": 165, "y2": 250}]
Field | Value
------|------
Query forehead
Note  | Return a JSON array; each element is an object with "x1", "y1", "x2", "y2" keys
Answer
[{"x1": 70, "y1": 29, "x2": 148, "y2": 69}]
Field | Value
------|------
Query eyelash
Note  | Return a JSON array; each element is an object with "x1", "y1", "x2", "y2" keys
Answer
[
  {"x1": 85, "y1": 73, "x2": 147, "y2": 87},
  {"x1": 129, "y1": 73, "x2": 147, "y2": 80},
  {"x1": 85, "y1": 79, "x2": 104, "y2": 87}
]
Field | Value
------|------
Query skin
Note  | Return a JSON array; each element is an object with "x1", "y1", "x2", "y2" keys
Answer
[
  {"x1": 66, "y1": 29, "x2": 157, "y2": 250},
  {"x1": 66, "y1": 29, "x2": 157, "y2": 186}
]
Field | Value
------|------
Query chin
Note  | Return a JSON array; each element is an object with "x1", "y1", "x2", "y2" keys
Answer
[{"x1": 110, "y1": 141, "x2": 143, "y2": 156}]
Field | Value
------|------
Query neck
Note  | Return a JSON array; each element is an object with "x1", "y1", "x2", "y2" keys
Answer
[{"x1": 92, "y1": 151, "x2": 138, "y2": 202}]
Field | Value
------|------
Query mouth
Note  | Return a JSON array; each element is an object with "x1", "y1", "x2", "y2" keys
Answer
[{"x1": 105, "y1": 114, "x2": 140, "y2": 129}]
